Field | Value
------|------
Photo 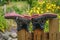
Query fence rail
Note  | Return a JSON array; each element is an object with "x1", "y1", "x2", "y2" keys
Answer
[{"x1": 17, "y1": 31, "x2": 60, "y2": 40}]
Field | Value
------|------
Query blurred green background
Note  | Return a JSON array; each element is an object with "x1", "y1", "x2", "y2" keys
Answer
[{"x1": 0, "y1": 0, "x2": 60, "y2": 32}]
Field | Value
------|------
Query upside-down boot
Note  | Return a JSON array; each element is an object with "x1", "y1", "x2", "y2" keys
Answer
[
  {"x1": 15, "y1": 16, "x2": 31, "y2": 40},
  {"x1": 31, "y1": 14, "x2": 46, "y2": 40}
]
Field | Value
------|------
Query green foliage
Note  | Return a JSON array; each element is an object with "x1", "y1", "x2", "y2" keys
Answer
[
  {"x1": 44, "y1": 20, "x2": 49, "y2": 32},
  {"x1": 6, "y1": 6, "x2": 22, "y2": 14},
  {"x1": 10, "y1": 0, "x2": 17, "y2": 2},
  {"x1": 5, "y1": 1, "x2": 29, "y2": 14},
  {"x1": 0, "y1": 0, "x2": 8, "y2": 6},
  {"x1": 0, "y1": 9, "x2": 4, "y2": 16},
  {"x1": 28, "y1": 1, "x2": 60, "y2": 15},
  {"x1": 26, "y1": 0, "x2": 38, "y2": 8},
  {"x1": 0, "y1": 7, "x2": 8, "y2": 32},
  {"x1": 6, "y1": 5, "x2": 29, "y2": 14},
  {"x1": 12, "y1": 6, "x2": 23, "y2": 14},
  {"x1": 0, "y1": 16, "x2": 8, "y2": 32}
]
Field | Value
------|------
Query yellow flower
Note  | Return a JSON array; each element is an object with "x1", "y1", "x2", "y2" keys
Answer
[
  {"x1": 51, "y1": 4, "x2": 53, "y2": 6},
  {"x1": 51, "y1": 4, "x2": 54, "y2": 6},
  {"x1": 47, "y1": 6, "x2": 51, "y2": 9},
  {"x1": 51, "y1": 4, "x2": 56, "y2": 9},
  {"x1": 51, "y1": 9, "x2": 54, "y2": 12},
  {"x1": 33, "y1": 7, "x2": 36, "y2": 10},
  {"x1": 41, "y1": 9, "x2": 43, "y2": 11},
  {"x1": 36, "y1": 10, "x2": 39, "y2": 14},
  {"x1": 46, "y1": 3, "x2": 52, "y2": 9},
  {"x1": 29, "y1": 13, "x2": 31, "y2": 16},
  {"x1": 37, "y1": 7, "x2": 40, "y2": 10},
  {"x1": 46, "y1": 10, "x2": 49, "y2": 12},
  {"x1": 30, "y1": 10, "x2": 33, "y2": 13},
  {"x1": 53, "y1": 4, "x2": 56, "y2": 7},
  {"x1": 46, "y1": 3, "x2": 51, "y2": 7},
  {"x1": 41, "y1": 11, "x2": 44, "y2": 13},
  {"x1": 39, "y1": 1, "x2": 45, "y2": 4},
  {"x1": 57, "y1": 6, "x2": 60, "y2": 9},
  {"x1": 43, "y1": 1, "x2": 45, "y2": 3},
  {"x1": 33, "y1": 10, "x2": 36, "y2": 12}
]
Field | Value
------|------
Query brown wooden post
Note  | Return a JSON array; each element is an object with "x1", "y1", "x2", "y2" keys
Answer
[
  {"x1": 57, "y1": 32, "x2": 60, "y2": 40},
  {"x1": 49, "y1": 18, "x2": 59, "y2": 40},
  {"x1": 17, "y1": 29, "x2": 25, "y2": 40},
  {"x1": 34, "y1": 29, "x2": 44, "y2": 40},
  {"x1": 43, "y1": 32, "x2": 49, "y2": 40},
  {"x1": 17, "y1": 29, "x2": 32, "y2": 40}
]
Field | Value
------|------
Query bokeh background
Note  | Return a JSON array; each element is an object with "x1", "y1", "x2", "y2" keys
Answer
[{"x1": 0, "y1": 0, "x2": 60, "y2": 33}]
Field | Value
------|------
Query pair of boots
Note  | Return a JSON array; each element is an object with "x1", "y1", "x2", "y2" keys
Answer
[{"x1": 15, "y1": 14, "x2": 57, "y2": 32}]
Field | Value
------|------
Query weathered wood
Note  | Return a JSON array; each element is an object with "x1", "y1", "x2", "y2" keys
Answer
[
  {"x1": 26, "y1": 31, "x2": 32, "y2": 40},
  {"x1": 34, "y1": 29, "x2": 44, "y2": 40},
  {"x1": 43, "y1": 32, "x2": 49, "y2": 40},
  {"x1": 37, "y1": 30, "x2": 42, "y2": 40},
  {"x1": 49, "y1": 18, "x2": 59, "y2": 33},
  {"x1": 49, "y1": 18, "x2": 59, "y2": 40},
  {"x1": 17, "y1": 29, "x2": 26, "y2": 40},
  {"x1": 17, "y1": 30, "x2": 21, "y2": 40},
  {"x1": 49, "y1": 33, "x2": 57, "y2": 40},
  {"x1": 17, "y1": 29, "x2": 32, "y2": 40},
  {"x1": 34, "y1": 29, "x2": 37, "y2": 40},
  {"x1": 57, "y1": 32, "x2": 60, "y2": 40}
]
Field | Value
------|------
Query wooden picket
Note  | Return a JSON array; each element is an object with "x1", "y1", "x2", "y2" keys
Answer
[
  {"x1": 57, "y1": 32, "x2": 60, "y2": 40},
  {"x1": 17, "y1": 31, "x2": 60, "y2": 40},
  {"x1": 33, "y1": 29, "x2": 44, "y2": 40},
  {"x1": 49, "y1": 18, "x2": 59, "y2": 40},
  {"x1": 43, "y1": 32, "x2": 49, "y2": 40},
  {"x1": 17, "y1": 29, "x2": 32, "y2": 40}
]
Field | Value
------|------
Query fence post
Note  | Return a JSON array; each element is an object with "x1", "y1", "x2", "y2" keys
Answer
[
  {"x1": 17, "y1": 29, "x2": 32, "y2": 40},
  {"x1": 49, "y1": 18, "x2": 59, "y2": 40},
  {"x1": 43, "y1": 32, "x2": 49, "y2": 40},
  {"x1": 33, "y1": 29, "x2": 44, "y2": 40},
  {"x1": 57, "y1": 32, "x2": 60, "y2": 40}
]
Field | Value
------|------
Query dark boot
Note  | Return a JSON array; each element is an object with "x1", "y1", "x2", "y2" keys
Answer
[
  {"x1": 15, "y1": 17, "x2": 30, "y2": 32},
  {"x1": 31, "y1": 14, "x2": 57, "y2": 31}
]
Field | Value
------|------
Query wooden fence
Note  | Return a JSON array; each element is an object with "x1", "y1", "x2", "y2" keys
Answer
[{"x1": 17, "y1": 18, "x2": 60, "y2": 40}]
